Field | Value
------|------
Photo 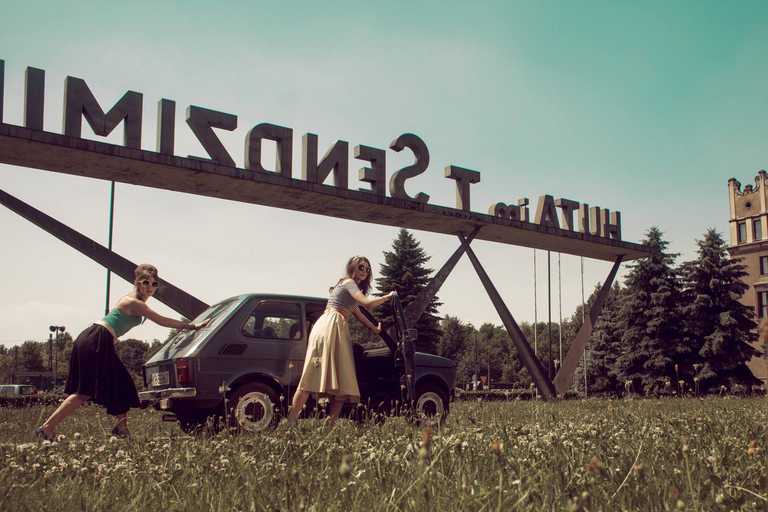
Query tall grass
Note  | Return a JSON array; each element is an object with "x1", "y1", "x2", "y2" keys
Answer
[{"x1": 1, "y1": 397, "x2": 765, "y2": 511}]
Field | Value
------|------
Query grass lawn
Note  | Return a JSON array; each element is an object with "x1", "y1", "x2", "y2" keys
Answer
[{"x1": 1, "y1": 397, "x2": 765, "y2": 511}]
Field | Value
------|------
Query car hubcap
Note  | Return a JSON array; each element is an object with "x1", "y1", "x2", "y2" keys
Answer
[
  {"x1": 416, "y1": 391, "x2": 444, "y2": 419},
  {"x1": 235, "y1": 392, "x2": 274, "y2": 432}
]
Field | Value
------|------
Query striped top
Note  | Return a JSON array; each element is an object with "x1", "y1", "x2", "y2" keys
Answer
[{"x1": 327, "y1": 280, "x2": 362, "y2": 317}]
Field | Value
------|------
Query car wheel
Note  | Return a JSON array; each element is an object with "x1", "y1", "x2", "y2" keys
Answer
[
  {"x1": 226, "y1": 382, "x2": 281, "y2": 433},
  {"x1": 414, "y1": 384, "x2": 449, "y2": 425}
]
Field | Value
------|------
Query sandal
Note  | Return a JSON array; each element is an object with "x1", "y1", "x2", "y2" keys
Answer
[
  {"x1": 111, "y1": 427, "x2": 130, "y2": 439},
  {"x1": 35, "y1": 427, "x2": 54, "y2": 442}
]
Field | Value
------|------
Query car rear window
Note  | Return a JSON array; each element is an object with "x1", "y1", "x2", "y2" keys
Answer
[{"x1": 241, "y1": 302, "x2": 302, "y2": 340}]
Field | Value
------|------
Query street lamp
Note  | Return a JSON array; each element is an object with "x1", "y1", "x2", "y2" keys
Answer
[{"x1": 49, "y1": 325, "x2": 65, "y2": 388}]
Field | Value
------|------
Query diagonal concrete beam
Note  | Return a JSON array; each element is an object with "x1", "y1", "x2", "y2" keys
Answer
[
  {"x1": 403, "y1": 225, "x2": 481, "y2": 329},
  {"x1": 460, "y1": 234, "x2": 556, "y2": 400},
  {"x1": 0, "y1": 188, "x2": 209, "y2": 320},
  {"x1": 553, "y1": 256, "x2": 622, "y2": 395}
]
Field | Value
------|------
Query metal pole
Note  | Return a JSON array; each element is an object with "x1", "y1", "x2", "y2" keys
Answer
[
  {"x1": 582, "y1": 257, "x2": 587, "y2": 398},
  {"x1": 48, "y1": 333, "x2": 52, "y2": 371},
  {"x1": 53, "y1": 330, "x2": 58, "y2": 386},
  {"x1": 558, "y1": 253, "x2": 562, "y2": 365},
  {"x1": 533, "y1": 250, "x2": 538, "y2": 357},
  {"x1": 105, "y1": 181, "x2": 115, "y2": 315},
  {"x1": 547, "y1": 251, "x2": 552, "y2": 380}
]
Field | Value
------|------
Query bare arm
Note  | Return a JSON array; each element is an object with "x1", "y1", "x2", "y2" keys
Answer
[
  {"x1": 351, "y1": 290, "x2": 395, "y2": 309},
  {"x1": 352, "y1": 308, "x2": 382, "y2": 335},
  {"x1": 116, "y1": 296, "x2": 210, "y2": 330}
]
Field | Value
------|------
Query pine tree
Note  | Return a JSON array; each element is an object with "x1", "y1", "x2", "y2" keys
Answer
[
  {"x1": 573, "y1": 282, "x2": 625, "y2": 395},
  {"x1": 615, "y1": 227, "x2": 686, "y2": 395},
  {"x1": 375, "y1": 229, "x2": 442, "y2": 353},
  {"x1": 679, "y1": 228, "x2": 760, "y2": 392}
]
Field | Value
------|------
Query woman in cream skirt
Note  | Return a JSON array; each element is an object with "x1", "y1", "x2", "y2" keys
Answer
[{"x1": 287, "y1": 255, "x2": 393, "y2": 426}]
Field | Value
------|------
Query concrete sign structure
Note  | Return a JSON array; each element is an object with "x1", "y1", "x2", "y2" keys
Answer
[{"x1": 0, "y1": 60, "x2": 658, "y2": 398}]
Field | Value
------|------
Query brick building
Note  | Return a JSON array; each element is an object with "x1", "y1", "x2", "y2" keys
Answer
[{"x1": 726, "y1": 171, "x2": 768, "y2": 384}]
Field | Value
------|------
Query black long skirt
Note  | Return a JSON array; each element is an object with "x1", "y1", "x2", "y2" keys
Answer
[{"x1": 65, "y1": 324, "x2": 140, "y2": 416}]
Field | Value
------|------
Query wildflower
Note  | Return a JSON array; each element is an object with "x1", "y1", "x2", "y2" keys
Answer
[
  {"x1": 587, "y1": 457, "x2": 607, "y2": 478},
  {"x1": 422, "y1": 428, "x2": 432, "y2": 449},
  {"x1": 491, "y1": 441, "x2": 503, "y2": 456},
  {"x1": 339, "y1": 455, "x2": 351, "y2": 478},
  {"x1": 633, "y1": 462, "x2": 645, "y2": 479}
]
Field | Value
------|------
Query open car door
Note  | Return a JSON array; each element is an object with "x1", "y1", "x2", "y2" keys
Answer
[
  {"x1": 391, "y1": 291, "x2": 417, "y2": 406},
  {"x1": 357, "y1": 291, "x2": 417, "y2": 407}
]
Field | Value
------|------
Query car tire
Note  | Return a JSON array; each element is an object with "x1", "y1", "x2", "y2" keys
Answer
[
  {"x1": 413, "y1": 383, "x2": 449, "y2": 425},
  {"x1": 226, "y1": 382, "x2": 281, "y2": 433}
]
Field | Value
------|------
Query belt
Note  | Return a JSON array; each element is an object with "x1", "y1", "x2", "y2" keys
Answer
[
  {"x1": 93, "y1": 321, "x2": 117, "y2": 339},
  {"x1": 326, "y1": 307, "x2": 349, "y2": 319}
]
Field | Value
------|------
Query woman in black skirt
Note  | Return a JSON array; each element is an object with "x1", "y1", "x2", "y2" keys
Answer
[{"x1": 35, "y1": 264, "x2": 209, "y2": 440}]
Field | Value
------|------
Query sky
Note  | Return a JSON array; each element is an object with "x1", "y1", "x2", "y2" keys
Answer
[{"x1": 1, "y1": 1, "x2": 766, "y2": 348}]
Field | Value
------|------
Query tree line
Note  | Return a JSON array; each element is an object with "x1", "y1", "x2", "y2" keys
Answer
[
  {"x1": 371, "y1": 227, "x2": 763, "y2": 396},
  {"x1": 2, "y1": 227, "x2": 764, "y2": 396}
]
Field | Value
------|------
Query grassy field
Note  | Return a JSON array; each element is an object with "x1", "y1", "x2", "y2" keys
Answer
[{"x1": 1, "y1": 397, "x2": 765, "y2": 511}]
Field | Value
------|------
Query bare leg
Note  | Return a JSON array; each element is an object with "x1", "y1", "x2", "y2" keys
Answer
[
  {"x1": 327, "y1": 399, "x2": 344, "y2": 426},
  {"x1": 39, "y1": 393, "x2": 91, "y2": 438},
  {"x1": 287, "y1": 390, "x2": 311, "y2": 424}
]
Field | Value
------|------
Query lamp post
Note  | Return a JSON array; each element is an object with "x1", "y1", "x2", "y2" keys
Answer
[{"x1": 49, "y1": 325, "x2": 65, "y2": 388}]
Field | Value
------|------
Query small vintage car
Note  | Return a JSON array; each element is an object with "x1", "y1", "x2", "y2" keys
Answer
[
  {"x1": 139, "y1": 291, "x2": 456, "y2": 433},
  {"x1": 0, "y1": 384, "x2": 36, "y2": 396}
]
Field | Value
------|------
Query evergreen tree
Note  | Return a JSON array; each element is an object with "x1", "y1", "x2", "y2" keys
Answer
[
  {"x1": 570, "y1": 282, "x2": 626, "y2": 395},
  {"x1": 679, "y1": 228, "x2": 760, "y2": 391},
  {"x1": 375, "y1": 229, "x2": 442, "y2": 353},
  {"x1": 615, "y1": 227, "x2": 686, "y2": 395}
]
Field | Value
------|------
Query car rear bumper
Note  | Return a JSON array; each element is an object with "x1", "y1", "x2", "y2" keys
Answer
[{"x1": 139, "y1": 387, "x2": 197, "y2": 401}]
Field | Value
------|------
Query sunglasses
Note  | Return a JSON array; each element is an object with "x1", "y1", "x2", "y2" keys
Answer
[
  {"x1": 357, "y1": 264, "x2": 371, "y2": 273},
  {"x1": 140, "y1": 280, "x2": 160, "y2": 288}
]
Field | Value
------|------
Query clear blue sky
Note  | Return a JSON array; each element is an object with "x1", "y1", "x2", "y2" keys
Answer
[{"x1": 1, "y1": 1, "x2": 766, "y2": 346}]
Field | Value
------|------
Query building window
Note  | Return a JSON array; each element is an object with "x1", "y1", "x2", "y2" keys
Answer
[
  {"x1": 761, "y1": 256, "x2": 768, "y2": 275},
  {"x1": 754, "y1": 219, "x2": 762, "y2": 241},
  {"x1": 758, "y1": 291, "x2": 768, "y2": 318},
  {"x1": 738, "y1": 222, "x2": 747, "y2": 243}
]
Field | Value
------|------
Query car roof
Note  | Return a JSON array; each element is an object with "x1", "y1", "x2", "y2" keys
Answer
[{"x1": 219, "y1": 293, "x2": 328, "y2": 305}]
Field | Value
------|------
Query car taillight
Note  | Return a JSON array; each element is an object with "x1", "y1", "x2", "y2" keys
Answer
[{"x1": 177, "y1": 358, "x2": 192, "y2": 385}]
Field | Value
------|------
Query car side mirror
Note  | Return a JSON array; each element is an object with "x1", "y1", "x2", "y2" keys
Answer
[{"x1": 406, "y1": 328, "x2": 418, "y2": 341}]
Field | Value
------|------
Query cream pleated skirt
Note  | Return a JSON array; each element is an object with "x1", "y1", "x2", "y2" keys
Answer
[{"x1": 296, "y1": 310, "x2": 360, "y2": 403}]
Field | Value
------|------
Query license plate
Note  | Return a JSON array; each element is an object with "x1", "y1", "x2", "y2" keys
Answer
[{"x1": 152, "y1": 371, "x2": 170, "y2": 387}]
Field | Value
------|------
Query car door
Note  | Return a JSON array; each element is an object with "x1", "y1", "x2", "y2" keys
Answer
[{"x1": 390, "y1": 291, "x2": 417, "y2": 405}]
